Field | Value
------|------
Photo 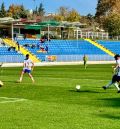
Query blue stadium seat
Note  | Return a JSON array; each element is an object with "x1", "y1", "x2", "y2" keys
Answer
[{"x1": 17, "y1": 39, "x2": 107, "y2": 61}]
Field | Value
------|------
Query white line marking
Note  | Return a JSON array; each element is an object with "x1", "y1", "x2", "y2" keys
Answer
[
  {"x1": 40, "y1": 77, "x2": 109, "y2": 81},
  {"x1": 0, "y1": 97, "x2": 24, "y2": 99},
  {"x1": 0, "y1": 99, "x2": 27, "y2": 103},
  {"x1": 0, "y1": 97, "x2": 27, "y2": 104}
]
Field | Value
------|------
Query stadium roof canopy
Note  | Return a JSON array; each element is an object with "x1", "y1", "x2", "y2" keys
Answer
[
  {"x1": 25, "y1": 24, "x2": 43, "y2": 30},
  {"x1": 0, "y1": 17, "x2": 20, "y2": 24},
  {"x1": 38, "y1": 20, "x2": 60, "y2": 27},
  {"x1": 61, "y1": 21, "x2": 87, "y2": 27}
]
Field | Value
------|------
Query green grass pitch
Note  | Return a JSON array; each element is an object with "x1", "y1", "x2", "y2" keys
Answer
[{"x1": 0, "y1": 64, "x2": 120, "y2": 129}]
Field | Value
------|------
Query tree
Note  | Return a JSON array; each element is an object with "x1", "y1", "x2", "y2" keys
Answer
[
  {"x1": 95, "y1": 0, "x2": 120, "y2": 35},
  {"x1": 0, "y1": 2, "x2": 6, "y2": 18},
  {"x1": 67, "y1": 9, "x2": 80, "y2": 22},
  {"x1": 7, "y1": 4, "x2": 27, "y2": 19},
  {"x1": 53, "y1": 6, "x2": 69, "y2": 21},
  {"x1": 103, "y1": 13, "x2": 120, "y2": 36},
  {"x1": 95, "y1": 0, "x2": 119, "y2": 18},
  {"x1": 54, "y1": 15, "x2": 64, "y2": 21},
  {"x1": 58, "y1": 6, "x2": 69, "y2": 18},
  {"x1": 19, "y1": 5, "x2": 27, "y2": 18},
  {"x1": 33, "y1": 6, "x2": 38, "y2": 15},
  {"x1": 38, "y1": 3, "x2": 45, "y2": 16},
  {"x1": 54, "y1": 7, "x2": 81, "y2": 22},
  {"x1": 86, "y1": 14, "x2": 94, "y2": 21}
]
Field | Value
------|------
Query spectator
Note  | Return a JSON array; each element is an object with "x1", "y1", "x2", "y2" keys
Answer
[
  {"x1": 14, "y1": 34, "x2": 16, "y2": 40},
  {"x1": 40, "y1": 45, "x2": 45, "y2": 52},
  {"x1": 37, "y1": 42, "x2": 40, "y2": 49},
  {"x1": 40, "y1": 38, "x2": 45, "y2": 43},
  {"x1": 0, "y1": 38, "x2": 5, "y2": 46},
  {"x1": 23, "y1": 44, "x2": 30, "y2": 47},
  {"x1": 0, "y1": 38, "x2": 2, "y2": 44},
  {"x1": 8, "y1": 47, "x2": 11, "y2": 51},
  {"x1": 47, "y1": 38, "x2": 51, "y2": 42},
  {"x1": 8, "y1": 47, "x2": 16, "y2": 52},
  {"x1": 45, "y1": 46, "x2": 48, "y2": 53},
  {"x1": 24, "y1": 34, "x2": 26, "y2": 40},
  {"x1": 16, "y1": 42, "x2": 20, "y2": 51},
  {"x1": 31, "y1": 44, "x2": 36, "y2": 49}
]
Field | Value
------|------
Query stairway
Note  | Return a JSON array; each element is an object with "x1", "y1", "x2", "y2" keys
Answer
[
  {"x1": 84, "y1": 38, "x2": 115, "y2": 57},
  {"x1": 3, "y1": 39, "x2": 40, "y2": 63}
]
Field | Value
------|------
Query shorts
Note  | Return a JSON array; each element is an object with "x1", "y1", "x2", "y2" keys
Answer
[
  {"x1": 23, "y1": 69, "x2": 31, "y2": 73},
  {"x1": 112, "y1": 75, "x2": 120, "y2": 83}
]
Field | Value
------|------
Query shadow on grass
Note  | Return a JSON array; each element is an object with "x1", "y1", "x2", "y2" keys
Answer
[
  {"x1": 99, "y1": 98, "x2": 120, "y2": 107},
  {"x1": 69, "y1": 89, "x2": 101, "y2": 93},
  {"x1": 2, "y1": 80, "x2": 15, "y2": 83},
  {"x1": 98, "y1": 113, "x2": 120, "y2": 120}
]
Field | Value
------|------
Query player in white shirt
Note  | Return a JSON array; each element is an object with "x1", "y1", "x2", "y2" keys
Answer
[
  {"x1": 18, "y1": 54, "x2": 35, "y2": 83},
  {"x1": 102, "y1": 54, "x2": 120, "y2": 93}
]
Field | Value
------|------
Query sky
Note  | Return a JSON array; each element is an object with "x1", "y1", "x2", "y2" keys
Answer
[{"x1": 0, "y1": 0, "x2": 98, "y2": 15}]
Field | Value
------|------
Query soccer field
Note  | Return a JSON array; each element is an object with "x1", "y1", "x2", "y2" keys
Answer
[{"x1": 0, "y1": 64, "x2": 120, "y2": 129}]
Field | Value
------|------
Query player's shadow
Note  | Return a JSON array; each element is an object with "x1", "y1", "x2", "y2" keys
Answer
[
  {"x1": 69, "y1": 89, "x2": 100, "y2": 93},
  {"x1": 2, "y1": 80, "x2": 14, "y2": 83},
  {"x1": 97, "y1": 113, "x2": 120, "y2": 120},
  {"x1": 99, "y1": 98, "x2": 120, "y2": 107}
]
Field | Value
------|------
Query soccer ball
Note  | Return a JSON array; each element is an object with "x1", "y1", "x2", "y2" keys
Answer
[
  {"x1": 76, "y1": 85, "x2": 81, "y2": 91},
  {"x1": 0, "y1": 80, "x2": 3, "y2": 87}
]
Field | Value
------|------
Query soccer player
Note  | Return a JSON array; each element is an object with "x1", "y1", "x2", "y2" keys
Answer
[
  {"x1": 18, "y1": 54, "x2": 35, "y2": 83},
  {"x1": 83, "y1": 54, "x2": 88, "y2": 69},
  {"x1": 102, "y1": 54, "x2": 120, "y2": 93}
]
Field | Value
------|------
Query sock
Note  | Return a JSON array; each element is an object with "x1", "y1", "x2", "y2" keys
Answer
[
  {"x1": 105, "y1": 81, "x2": 113, "y2": 88},
  {"x1": 114, "y1": 83, "x2": 120, "y2": 91},
  {"x1": 31, "y1": 77, "x2": 34, "y2": 83},
  {"x1": 19, "y1": 76, "x2": 22, "y2": 82}
]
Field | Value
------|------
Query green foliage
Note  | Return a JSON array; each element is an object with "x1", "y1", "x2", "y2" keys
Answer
[
  {"x1": 67, "y1": 9, "x2": 80, "y2": 22},
  {"x1": 54, "y1": 15, "x2": 64, "y2": 21},
  {"x1": 103, "y1": 13, "x2": 120, "y2": 36},
  {"x1": 0, "y1": 2, "x2": 6, "y2": 18},
  {"x1": 19, "y1": 5, "x2": 27, "y2": 18},
  {"x1": 95, "y1": 0, "x2": 120, "y2": 36},
  {"x1": 7, "y1": 4, "x2": 27, "y2": 19},
  {"x1": 54, "y1": 6, "x2": 80, "y2": 22},
  {"x1": 58, "y1": 6, "x2": 69, "y2": 18},
  {"x1": 33, "y1": 3, "x2": 45, "y2": 16},
  {"x1": 95, "y1": 0, "x2": 117, "y2": 18},
  {"x1": 38, "y1": 3, "x2": 45, "y2": 16}
]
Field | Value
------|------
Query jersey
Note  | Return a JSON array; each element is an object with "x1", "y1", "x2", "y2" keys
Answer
[
  {"x1": 116, "y1": 60, "x2": 120, "y2": 76},
  {"x1": 83, "y1": 56, "x2": 88, "y2": 62},
  {"x1": 23, "y1": 59, "x2": 33, "y2": 70}
]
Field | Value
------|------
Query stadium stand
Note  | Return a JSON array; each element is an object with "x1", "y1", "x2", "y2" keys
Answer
[
  {"x1": 16, "y1": 39, "x2": 113, "y2": 62},
  {"x1": 98, "y1": 40, "x2": 120, "y2": 55},
  {"x1": 0, "y1": 46, "x2": 24, "y2": 62},
  {"x1": 1, "y1": 38, "x2": 116, "y2": 62},
  {"x1": 2, "y1": 39, "x2": 40, "y2": 63},
  {"x1": 85, "y1": 39, "x2": 115, "y2": 57}
]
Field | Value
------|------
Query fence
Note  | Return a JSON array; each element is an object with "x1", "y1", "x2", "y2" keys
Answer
[
  {"x1": 0, "y1": 54, "x2": 114, "y2": 63},
  {"x1": 74, "y1": 31, "x2": 109, "y2": 40},
  {"x1": 0, "y1": 55, "x2": 24, "y2": 63},
  {"x1": 56, "y1": 55, "x2": 114, "y2": 62}
]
